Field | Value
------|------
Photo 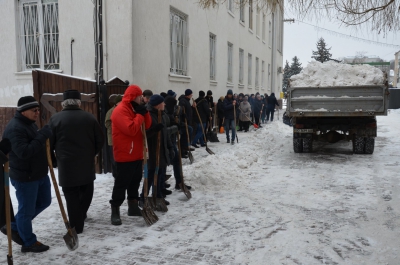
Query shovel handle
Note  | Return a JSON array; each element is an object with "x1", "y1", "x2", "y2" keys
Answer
[
  {"x1": 46, "y1": 139, "x2": 70, "y2": 227},
  {"x1": 4, "y1": 160, "x2": 13, "y2": 260}
]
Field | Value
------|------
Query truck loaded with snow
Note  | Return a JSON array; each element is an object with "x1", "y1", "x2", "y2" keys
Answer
[{"x1": 285, "y1": 61, "x2": 389, "y2": 154}]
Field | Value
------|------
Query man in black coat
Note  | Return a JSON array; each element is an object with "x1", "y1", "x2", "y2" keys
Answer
[
  {"x1": 223, "y1": 89, "x2": 237, "y2": 144},
  {"x1": 266, "y1": 93, "x2": 280, "y2": 122},
  {"x1": 253, "y1": 94, "x2": 264, "y2": 127},
  {"x1": 192, "y1": 91, "x2": 211, "y2": 147},
  {"x1": 2, "y1": 96, "x2": 52, "y2": 253},
  {"x1": 49, "y1": 90, "x2": 104, "y2": 234},
  {"x1": 178, "y1": 89, "x2": 195, "y2": 155}
]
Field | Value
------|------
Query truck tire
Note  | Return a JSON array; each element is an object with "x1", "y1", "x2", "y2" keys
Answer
[
  {"x1": 353, "y1": 135, "x2": 365, "y2": 154},
  {"x1": 303, "y1": 138, "x2": 313, "y2": 153},
  {"x1": 293, "y1": 138, "x2": 303, "y2": 153},
  {"x1": 364, "y1": 137, "x2": 375, "y2": 154}
]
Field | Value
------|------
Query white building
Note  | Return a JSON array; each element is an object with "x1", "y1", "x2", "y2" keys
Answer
[{"x1": 0, "y1": 0, "x2": 284, "y2": 107}]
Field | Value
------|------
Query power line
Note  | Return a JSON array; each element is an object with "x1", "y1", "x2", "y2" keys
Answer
[{"x1": 295, "y1": 20, "x2": 400, "y2": 49}]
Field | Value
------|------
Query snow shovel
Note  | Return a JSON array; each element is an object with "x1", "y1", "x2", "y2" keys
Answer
[
  {"x1": 239, "y1": 107, "x2": 259, "y2": 129},
  {"x1": 176, "y1": 129, "x2": 192, "y2": 199},
  {"x1": 45, "y1": 140, "x2": 78, "y2": 251},
  {"x1": 193, "y1": 99, "x2": 215, "y2": 155},
  {"x1": 182, "y1": 108, "x2": 194, "y2": 164},
  {"x1": 139, "y1": 124, "x2": 158, "y2": 225},
  {"x1": 233, "y1": 104, "x2": 239, "y2": 143},
  {"x1": 3, "y1": 159, "x2": 13, "y2": 265}
]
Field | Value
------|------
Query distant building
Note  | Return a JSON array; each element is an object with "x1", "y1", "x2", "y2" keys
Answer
[{"x1": 0, "y1": 0, "x2": 284, "y2": 107}]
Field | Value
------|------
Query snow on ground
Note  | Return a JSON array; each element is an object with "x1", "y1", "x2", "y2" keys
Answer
[
  {"x1": 1, "y1": 110, "x2": 400, "y2": 264},
  {"x1": 290, "y1": 61, "x2": 384, "y2": 87}
]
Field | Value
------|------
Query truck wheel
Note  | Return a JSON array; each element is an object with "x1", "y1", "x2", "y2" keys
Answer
[
  {"x1": 353, "y1": 135, "x2": 365, "y2": 154},
  {"x1": 364, "y1": 137, "x2": 375, "y2": 154},
  {"x1": 293, "y1": 138, "x2": 303, "y2": 153},
  {"x1": 303, "y1": 138, "x2": 313, "y2": 153}
]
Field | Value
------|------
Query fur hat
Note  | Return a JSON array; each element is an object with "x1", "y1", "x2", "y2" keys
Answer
[{"x1": 63, "y1": 90, "x2": 81, "y2": 100}]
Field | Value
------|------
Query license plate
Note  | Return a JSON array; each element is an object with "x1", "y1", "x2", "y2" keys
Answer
[{"x1": 294, "y1": 129, "x2": 313, "y2": 133}]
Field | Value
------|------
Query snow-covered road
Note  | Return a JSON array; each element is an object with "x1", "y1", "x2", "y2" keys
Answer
[{"x1": 1, "y1": 110, "x2": 400, "y2": 265}]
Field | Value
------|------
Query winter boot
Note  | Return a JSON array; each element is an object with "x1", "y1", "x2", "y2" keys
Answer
[
  {"x1": 21, "y1": 241, "x2": 50, "y2": 253},
  {"x1": 1, "y1": 225, "x2": 23, "y2": 245},
  {"x1": 231, "y1": 140, "x2": 235, "y2": 145},
  {"x1": 227, "y1": 138, "x2": 230, "y2": 143},
  {"x1": 111, "y1": 205, "x2": 122, "y2": 225},
  {"x1": 128, "y1": 200, "x2": 142, "y2": 217}
]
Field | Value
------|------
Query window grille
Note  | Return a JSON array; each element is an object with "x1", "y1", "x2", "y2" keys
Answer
[
  {"x1": 170, "y1": 8, "x2": 188, "y2": 76},
  {"x1": 19, "y1": 0, "x2": 59, "y2": 71},
  {"x1": 227, "y1": 42, "x2": 233, "y2": 82},
  {"x1": 210, "y1": 33, "x2": 216, "y2": 80},
  {"x1": 239, "y1": 0, "x2": 245, "y2": 22}
]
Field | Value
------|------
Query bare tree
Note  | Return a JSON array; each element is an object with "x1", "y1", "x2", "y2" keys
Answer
[{"x1": 198, "y1": 0, "x2": 399, "y2": 34}]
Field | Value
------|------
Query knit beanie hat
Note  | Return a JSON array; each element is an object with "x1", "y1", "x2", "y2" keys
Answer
[
  {"x1": 143, "y1": 89, "x2": 153, "y2": 98},
  {"x1": 149, "y1": 94, "x2": 165, "y2": 106},
  {"x1": 207, "y1": 90, "x2": 212, "y2": 96},
  {"x1": 199, "y1": 90, "x2": 205, "y2": 97},
  {"x1": 185, "y1": 89, "x2": 193, "y2": 96},
  {"x1": 63, "y1": 89, "x2": 81, "y2": 100},
  {"x1": 167, "y1": 90, "x2": 177, "y2": 97},
  {"x1": 227, "y1": 89, "x2": 233, "y2": 95},
  {"x1": 17, "y1": 96, "x2": 39, "y2": 112}
]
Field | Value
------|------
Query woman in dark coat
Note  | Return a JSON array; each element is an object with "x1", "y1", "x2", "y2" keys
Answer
[{"x1": 266, "y1": 93, "x2": 280, "y2": 122}]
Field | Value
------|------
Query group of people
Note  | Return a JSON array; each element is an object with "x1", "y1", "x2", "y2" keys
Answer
[{"x1": 0, "y1": 85, "x2": 280, "y2": 253}]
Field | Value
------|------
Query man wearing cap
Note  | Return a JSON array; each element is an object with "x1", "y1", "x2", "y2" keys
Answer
[
  {"x1": 178, "y1": 89, "x2": 195, "y2": 156},
  {"x1": 48, "y1": 90, "x2": 104, "y2": 234},
  {"x1": 140, "y1": 95, "x2": 176, "y2": 205},
  {"x1": 223, "y1": 89, "x2": 237, "y2": 145},
  {"x1": 142, "y1": 89, "x2": 153, "y2": 105},
  {"x1": 105, "y1": 95, "x2": 123, "y2": 178},
  {"x1": 110, "y1": 85, "x2": 152, "y2": 225},
  {"x1": 2, "y1": 96, "x2": 53, "y2": 252}
]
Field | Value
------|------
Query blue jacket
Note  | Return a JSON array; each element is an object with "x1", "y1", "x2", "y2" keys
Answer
[
  {"x1": 223, "y1": 96, "x2": 235, "y2": 120},
  {"x1": 3, "y1": 112, "x2": 48, "y2": 182}
]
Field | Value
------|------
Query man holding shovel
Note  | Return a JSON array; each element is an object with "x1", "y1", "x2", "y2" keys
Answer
[
  {"x1": 48, "y1": 90, "x2": 104, "y2": 234},
  {"x1": 110, "y1": 85, "x2": 152, "y2": 225},
  {"x1": 223, "y1": 89, "x2": 237, "y2": 145},
  {"x1": 2, "y1": 96, "x2": 52, "y2": 252}
]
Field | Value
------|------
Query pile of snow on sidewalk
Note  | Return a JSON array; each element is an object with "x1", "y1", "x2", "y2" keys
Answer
[{"x1": 290, "y1": 61, "x2": 384, "y2": 87}]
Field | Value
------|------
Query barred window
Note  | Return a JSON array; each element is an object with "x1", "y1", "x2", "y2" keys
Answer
[
  {"x1": 239, "y1": 49, "x2": 244, "y2": 84},
  {"x1": 170, "y1": 8, "x2": 188, "y2": 76},
  {"x1": 227, "y1": 42, "x2": 233, "y2": 82},
  {"x1": 210, "y1": 33, "x2": 216, "y2": 80},
  {"x1": 18, "y1": 0, "x2": 59, "y2": 71},
  {"x1": 239, "y1": 0, "x2": 245, "y2": 22}
]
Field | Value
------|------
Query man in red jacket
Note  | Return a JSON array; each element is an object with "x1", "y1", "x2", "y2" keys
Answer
[{"x1": 109, "y1": 85, "x2": 152, "y2": 225}]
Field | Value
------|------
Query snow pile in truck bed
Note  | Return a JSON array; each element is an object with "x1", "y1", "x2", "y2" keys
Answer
[{"x1": 290, "y1": 61, "x2": 384, "y2": 87}]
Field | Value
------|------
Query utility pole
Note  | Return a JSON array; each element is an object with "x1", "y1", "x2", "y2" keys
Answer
[{"x1": 394, "y1": 51, "x2": 400, "y2": 88}]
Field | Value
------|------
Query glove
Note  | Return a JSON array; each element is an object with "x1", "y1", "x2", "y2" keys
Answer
[
  {"x1": 0, "y1": 138, "x2": 11, "y2": 155},
  {"x1": 38, "y1": 125, "x2": 52, "y2": 139},
  {"x1": 168, "y1": 148, "x2": 175, "y2": 161},
  {"x1": 51, "y1": 156, "x2": 57, "y2": 168},
  {"x1": 153, "y1": 123, "x2": 164, "y2": 132},
  {"x1": 131, "y1": 101, "x2": 148, "y2": 116}
]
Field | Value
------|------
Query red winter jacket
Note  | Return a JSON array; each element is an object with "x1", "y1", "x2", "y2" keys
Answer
[{"x1": 111, "y1": 85, "x2": 152, "y2": 162}]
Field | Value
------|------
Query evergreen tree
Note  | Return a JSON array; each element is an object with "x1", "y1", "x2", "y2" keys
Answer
[
  {"x1": 290, "y1": 56, "x2": 303, "y2": 76},
  {"x1": 282, "y1": 60, "x2": 291, "y2": 92},
  {"x1": 311, "y1": 37, "x2": 332, "y2": 63}
]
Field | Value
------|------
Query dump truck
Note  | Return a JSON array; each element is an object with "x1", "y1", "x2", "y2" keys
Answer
[{"x1": 285, "y1": 83, "x2": 389, "y2": 154}]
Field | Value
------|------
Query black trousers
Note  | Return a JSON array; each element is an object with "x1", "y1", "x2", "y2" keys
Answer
[
  {"x1": 62, "y1": 182, "x2": 94, "y2": 234},
  {"x1": 110, "y1": 160, "x2": 143, "y2": 207},
  {"x1": 108, "y1": 145, "x2": 117, "y2": 178}
]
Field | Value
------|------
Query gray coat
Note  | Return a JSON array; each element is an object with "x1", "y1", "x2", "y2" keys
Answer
[
  {"x1": 49, "y1": 105, "x2": 104, "y2": 187},
  {"x1": 239, "y1": 101, "x2": 251, "y2": 121}
]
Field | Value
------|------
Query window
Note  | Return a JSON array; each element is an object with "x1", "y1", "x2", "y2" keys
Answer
[
  {"x1": 239, "y1": 49, "x2": 244, "y2": 84},
  {"x1": 268, "y1": 20, "x2": 272, "y2": 47},
  {"x1": 210, "y1": 33, "x2": 216, "y2": 80},
  {"x1": 256, "y1": 7, "x2": 260, "y2": 36},
  {"x1": 227, "y1": 42, "x2": 233, "y2": 82},
  {"x1": 249, "y1": 0, "x2": 253, "y2": 30},
  {"x1": 248, "y1": 53, "x2": 252, "y2": 85},
  {"x1": 228, "y1": 0, "x2": 233, "y2": 12},
  {"x1": 18, "y1": 0, "x2": 59, "y2": 71},
  {"x1": 268, "y1": 63, "x2": 271, "y2": 89},
  {"x1": 170, "y1": 8, "x2": 188, "y2": 76},
  {"x1": 261, "y1": 61, "x2": 265, "y2": 88},
  {"x1": 239, "y1": 0, "x2": 245, "y2": 22},
  {"x1": 255, "y1": 57, "x2": 259, "y2": 87},
  {"x1": 278, "y1": 10, "x2": 283, "y2": 52},
  {"x1": 262, "y1": 14, "x2": 266, "y2": 41}
]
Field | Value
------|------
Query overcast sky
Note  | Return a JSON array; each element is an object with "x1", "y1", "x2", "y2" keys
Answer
[{"x1": 283, "y1": 8, "x2": 400, "y2": 67}]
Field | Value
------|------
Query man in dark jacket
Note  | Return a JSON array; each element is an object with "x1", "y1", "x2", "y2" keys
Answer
[
  {"x1": 2, "y1": 96, "x2": 52, "y2": 253},
  {"x1": 49, "y1": 90, "x2": 104, "y2": 234},
  {"x1": 205, "y1": 90, "x2": 214, "y2": 134},
  {"x1": 192, "y1": 91, "x2": 211, "y2": 147},
  {"x1": 253, "y1": 94, "x2": 264, "y2": 127},
  {"x1": 217, "y1": 96, "x2": 225, "y2": 131},
  {"x1": 178, "y1": 89, "x2": 195, "y2": 155},
  {"x1": 223, "y1": 89, "x2": 237, "y2": 145},
  {"x1": 266, "y1": 92, "x2": 280, "y2": 122},
  {"x1": 141, "y1": 95, "x2": 176, "y2": 205}
]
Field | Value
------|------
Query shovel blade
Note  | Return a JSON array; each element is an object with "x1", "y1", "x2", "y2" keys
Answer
[
  {"x1": 188, "y1": 151, "x2": 194, "y2": 164},
  {"x1": 63, "y1": 227, "x2": 79, "y2": 251},
  {"x1": 206, "y1": 147, "x2": 215, "y2": 155},
  {"x1": 180, "y1": 183, "x2": 192, "y2": 200}
]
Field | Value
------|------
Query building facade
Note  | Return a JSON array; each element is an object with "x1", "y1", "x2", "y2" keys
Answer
[{"x1": 0, "y1": 0, "x2": 284, "y2": 107}]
